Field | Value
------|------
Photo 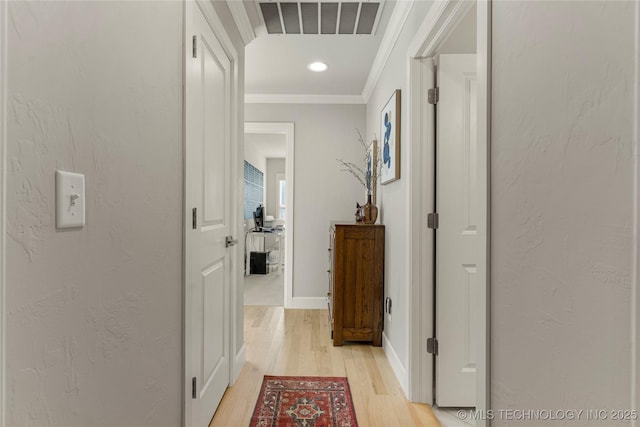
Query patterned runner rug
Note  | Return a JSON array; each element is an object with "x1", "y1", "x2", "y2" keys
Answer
[{"x1": 250, "y1": 375, "x2": 358, "y2": 427}]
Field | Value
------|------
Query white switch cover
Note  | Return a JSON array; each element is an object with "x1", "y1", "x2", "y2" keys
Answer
[{"x1": 56, "y1": 170, "x2": 85, "y2": 229}]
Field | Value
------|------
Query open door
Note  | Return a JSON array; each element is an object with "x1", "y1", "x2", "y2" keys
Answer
[
  {"x1": 185, "y1": 3, "x2": 234, "y2": 425},
  {"x1": 435, "y1": 53, "x2": 479, "y2": 407}
]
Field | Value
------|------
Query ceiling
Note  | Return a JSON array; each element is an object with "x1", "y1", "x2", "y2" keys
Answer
[{"x1": 241, "y1": 1, "x2": 396, "y2": 98}]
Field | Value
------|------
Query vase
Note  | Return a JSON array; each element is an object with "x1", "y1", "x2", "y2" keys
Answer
[{"x1": 362, "y1": 194, "x2": 378, "y2": 224}]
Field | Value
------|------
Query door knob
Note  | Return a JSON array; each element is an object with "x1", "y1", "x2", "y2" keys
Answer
[{"x1": 225, "y1": 236, "x2": 238, "y2": 247}]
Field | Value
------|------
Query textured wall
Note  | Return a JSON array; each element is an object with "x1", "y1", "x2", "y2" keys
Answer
[
  {"x1": 492, "y1": 1, "x2": 634, "y2": 424},
  {"x1": 245, "y1": 104, "x2": 366, "y2": 300},
  {"x1": 6, "y1": 2, "x2": 183, "y2": 426}
]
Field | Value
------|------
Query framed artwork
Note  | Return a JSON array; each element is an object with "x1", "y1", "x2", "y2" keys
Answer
[
  {"x1": 380, "y1": 89, "x2": 401, "y2": 184},
  {"x1": 366, "y1": 139, "x2": 378, "y2": 205}
]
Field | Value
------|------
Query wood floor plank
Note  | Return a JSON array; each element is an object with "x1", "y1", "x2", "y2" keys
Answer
[{"x1": 209, "y1": 306, "x2": 440, "y2": 426}]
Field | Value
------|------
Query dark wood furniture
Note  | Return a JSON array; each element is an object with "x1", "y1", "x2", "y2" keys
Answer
[{"x1": 327, "y1": 223, "x2": 385, "y2": 346}]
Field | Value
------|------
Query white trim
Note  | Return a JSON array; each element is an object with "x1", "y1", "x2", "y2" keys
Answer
[
  {"x1": 361, "y1": 0, "x2": 414, "y2": 103},
  {"x1": 0, "y1": 1, "x2": 6, "y2": 425},
  {"x1": 406, "y1": 2, "x2": 490, "y2": 423},
  {"x1": 633, "y1": 0, "x2": 640, "y2": 424},
  {"x1": 407, "y1": 56, "x2": 435, "y2": 404},
  {"x1": 233, "y1": 344, "x2": 246, "y2": 384},
  {"x1": 226, "y1": 0, "x2": 255, "y2": 46},
  {"x1": 433, "y1": 408, "x2": 476, "y2": 427},
  {"x1": 195, "y1": 0, "x2": 238, "y2": 58},
  {"x1": 475, "y1": 3, "x2": 491, "y2": 427},
  {"x1": 227, "y1": 10, "x2": 244, "y2": 392},
  {"x1": 245, "y1": 93, "x2": 365, "y2": 105},
  {"x1": 289, "y1": 297, "x2": 326, "y2": 310},
  {"x1": 382, "y1": 332, "x2": 408, "y2": 395},
  {"x1": 244, "y1": 122, "x2": 295, "y2": 309}
]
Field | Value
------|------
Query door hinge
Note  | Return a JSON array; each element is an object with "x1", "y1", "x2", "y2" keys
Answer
[
  {"x1": 192, "y1": 377, "x2": 197, "y2": 399},
  {"x1": 428, "y1": 87, "x2": 439, "y2": 105},
  {"x1": 192, "y1": 207, "x2": 197, "y2": 229},
  {"x1": 192, "y1": 35, "x2": 198, "y2": 58},
  {"x1": 427, "y1": 337, "x2": 438, "y2": 355},
  {"x1": 427, "y1": 212, "x2": 439, "y2": 229}
]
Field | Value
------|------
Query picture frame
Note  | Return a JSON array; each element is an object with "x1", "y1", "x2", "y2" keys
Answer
[
  {"x1": 380, "y1": 89, "x2": 401, "y2": 185},
  {"x1": 366, "y1": 139, "x2": 378, "y2": 205}
]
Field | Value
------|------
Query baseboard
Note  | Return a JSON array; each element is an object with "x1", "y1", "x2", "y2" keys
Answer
[
  {"x1": 433, "y1": 408, "x2": 476, "y2": 427},
  {"x1": 232, "y1": 344, "x2": 246, "y2": 384},
  {"x1": 382, "y1": 332, "x2": 409, "y2": 397},
  {"x1": 288, "y1": 297, "x2": 327, "y2": 310}
]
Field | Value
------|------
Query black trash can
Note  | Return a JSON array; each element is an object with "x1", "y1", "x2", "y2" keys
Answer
[{"x1": 250, "y1": 251, "x2": 270, "y2": 275}]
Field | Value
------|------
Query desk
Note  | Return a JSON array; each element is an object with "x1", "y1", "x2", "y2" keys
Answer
[{"x1": 245, "y1": 230, "x2": 284, "y2": 275}]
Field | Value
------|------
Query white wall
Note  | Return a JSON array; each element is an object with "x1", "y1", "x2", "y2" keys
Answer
[
  {"x1": 492, "y1": 1, "x2": 635, "y2": 422},
  {"x1": 245, "y1": 104, "x2": 366, "y2": 300},
  {"x1": 244, "y1": 146, "x2": 266, "y2": 175},
  {"x1": 5, "y1": 2, "x2": 183, "y2": 426},
  {"x1": 365, "y1": 0, "x2": 433, "y2": 375},
  {"x1": 266, "y1": 158, "x2": 286, "y2": 219}
]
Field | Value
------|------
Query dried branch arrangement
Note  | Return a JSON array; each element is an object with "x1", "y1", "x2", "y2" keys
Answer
[{"x1": 337, "y1": 129, "x2": 381, "y2": 195}]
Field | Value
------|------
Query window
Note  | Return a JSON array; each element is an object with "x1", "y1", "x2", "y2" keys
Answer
[
  {"x1": 278, "y1": 178, "x2": 286, "y2": 220},
  {"x1": 244, "y1": 161, "x2": 264, "y2": 220}
]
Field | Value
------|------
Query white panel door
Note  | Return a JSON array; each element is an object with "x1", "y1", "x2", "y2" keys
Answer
[
  {"x1": 436, "y1": 54, "x2": 478, "y2": 407},
  {"x1": 185, "y1": 4, "x2": 231, "y2": 426}
]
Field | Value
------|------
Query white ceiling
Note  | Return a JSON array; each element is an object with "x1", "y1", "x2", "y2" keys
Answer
[
  {"x1": 245, "y1": 133, "x2": 287, "y2": 158},
  {"x1": 243, "y1": 1, "x2": 396, "y2": 97}
]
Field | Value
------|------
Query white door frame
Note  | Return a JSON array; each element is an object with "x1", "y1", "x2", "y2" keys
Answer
[
  {"x1": 406, "y1": 0, "x2": 490, "y2": 424},
  {"x1": 0, "y1": 2, "x2": 7, "y2": 426},
  {"x1": 183, "y1": 1, "x2": 244, "y2": 425},
  {"x1": 244, "y1": 122, "x2": 294, "y2": 308},
  {"x1": 633, "y1": 1, "x2": 640, "y2": 424}
]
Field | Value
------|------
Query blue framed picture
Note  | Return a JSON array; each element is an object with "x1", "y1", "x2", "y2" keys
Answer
[{"x1": 380, "y1": 89, "x2": 401, "y2": 184}]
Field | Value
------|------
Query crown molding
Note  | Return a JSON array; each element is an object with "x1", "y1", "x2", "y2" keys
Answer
[
  {"x1": 245, "y1": 93, "x2": 366, "y2": 104},
  {"x1": 226, "y1": 0, "x2": 256, "y2": 46},
  {"x1": 361, "y1": 0, "x2": 415, "y2": 103}
]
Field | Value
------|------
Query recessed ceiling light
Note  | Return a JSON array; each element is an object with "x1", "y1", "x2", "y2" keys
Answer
[{"x1": 308, "y1": 62, "x2": 328, "y2": 72}]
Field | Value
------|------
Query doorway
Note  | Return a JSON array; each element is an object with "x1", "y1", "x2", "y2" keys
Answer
[
  {"x1": 244, "y1": 122, "x2": 295, "y2": 308},
  {"x1": 183, "y1": 1, "x2": 244, "y2": 425},
  {"x1": 184, "y1": 1, "x2": 236, "y2": 425},
  {"x1": 243, "y1": 132, "x2": 287, "y2": 306},
  {"x1": 407, "y1": 1, "x2": 490, "y2": 425}
]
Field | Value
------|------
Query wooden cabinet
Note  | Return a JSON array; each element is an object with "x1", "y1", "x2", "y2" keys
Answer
[{"x1": 327, "y1": 223, "x2": 384, "y2": 346}]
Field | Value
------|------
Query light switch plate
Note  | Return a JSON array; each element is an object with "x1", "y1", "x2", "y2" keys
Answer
[{"x1": 56, "y1": 170, "x2": 85, "y2": 229}]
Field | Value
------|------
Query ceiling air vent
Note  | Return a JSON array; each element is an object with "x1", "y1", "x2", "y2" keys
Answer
[{"x1": 259, "y1": 2, "x2": 382, "y2": 35}]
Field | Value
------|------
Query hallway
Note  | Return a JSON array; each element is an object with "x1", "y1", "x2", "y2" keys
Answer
[{"x1": 210, "y1": 307, "x2": 440, "y2": 426}]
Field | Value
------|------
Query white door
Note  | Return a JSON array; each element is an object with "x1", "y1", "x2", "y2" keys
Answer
[
  {"x1": 185, "y1": 4, "x2": 232, "y2": 426},
  {"x1": 436, "y1": 54, "x2": 479, "y2": 407}
]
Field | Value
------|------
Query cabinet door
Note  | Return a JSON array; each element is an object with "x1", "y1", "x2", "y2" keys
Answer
[{"x1": 328, "y1": 229, "x2": 335, "y2": 332}]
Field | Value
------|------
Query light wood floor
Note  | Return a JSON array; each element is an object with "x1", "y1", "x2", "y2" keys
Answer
[{"x1": 210, "y1": 306, "x2": 440, "y2": 426}]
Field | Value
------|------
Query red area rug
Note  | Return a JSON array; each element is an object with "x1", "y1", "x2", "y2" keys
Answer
[{"x1": 250, "y1": 375, "x2": 358, "y2": 427}]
